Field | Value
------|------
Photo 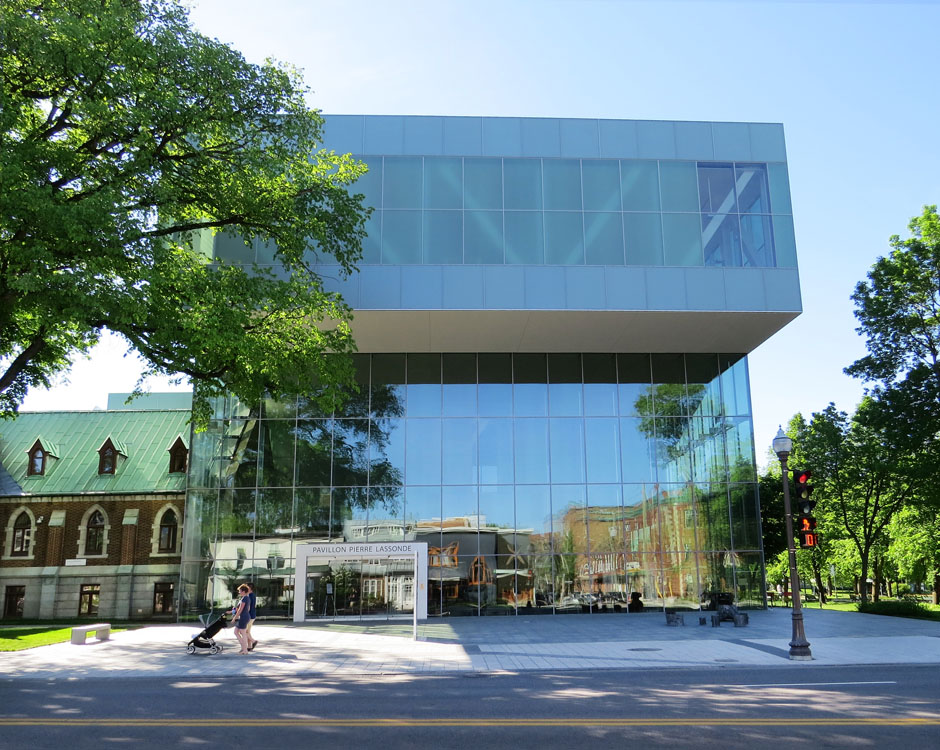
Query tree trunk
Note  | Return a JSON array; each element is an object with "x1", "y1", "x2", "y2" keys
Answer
[
  {"x1": 933, "y1": 573, "x2": 939, "y2": 606},
  {"x1": 859, "y1": 552, "x2": 870, "y2": 604}
]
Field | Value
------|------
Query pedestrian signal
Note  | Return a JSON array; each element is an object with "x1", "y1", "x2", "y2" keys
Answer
[{"x1": 798, "y1": 516, "x2": 818, "y2": 547}]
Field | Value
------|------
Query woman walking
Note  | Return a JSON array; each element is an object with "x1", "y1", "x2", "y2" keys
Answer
[{"x1": 231, "y1": 584, "x2": 252, "y2": 654}]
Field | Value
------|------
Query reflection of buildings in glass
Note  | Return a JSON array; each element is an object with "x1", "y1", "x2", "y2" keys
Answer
[{"x1": 180, "y1": 115, "x2": 801, "y2": 620}]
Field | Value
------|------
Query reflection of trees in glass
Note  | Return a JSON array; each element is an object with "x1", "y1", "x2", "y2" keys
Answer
[{"x1": 635, "y1": 383, "x2": 706, "y2": 464}]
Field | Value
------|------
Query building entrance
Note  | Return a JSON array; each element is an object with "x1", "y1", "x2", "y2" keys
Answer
[{"x1": 293, "y1": 542, "x2": 429, "y2": 638}]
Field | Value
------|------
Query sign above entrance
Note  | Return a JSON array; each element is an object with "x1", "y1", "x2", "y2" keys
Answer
[{"x1": 301, "y1": 542, "x2": 425, "y2": 558}]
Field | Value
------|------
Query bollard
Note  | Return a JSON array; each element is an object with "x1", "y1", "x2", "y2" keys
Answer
[
  {"x1": 699, "y1": 616, "x2": 707, "y2": 626},
  {"x1": 711, "y1": 614, "x2": 720, "y2": 627}
]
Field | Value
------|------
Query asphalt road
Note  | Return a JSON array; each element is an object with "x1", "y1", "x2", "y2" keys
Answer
[{"x1": 2, "y1": 664, "x2": 938, "y2": 748}]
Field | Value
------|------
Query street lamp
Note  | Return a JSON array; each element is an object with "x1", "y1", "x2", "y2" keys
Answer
[{"x1": 772, "y1": 427, "x2": 813, "y2": 660}]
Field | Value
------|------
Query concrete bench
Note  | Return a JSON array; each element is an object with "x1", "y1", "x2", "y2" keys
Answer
[{"x1": 71, "y1": 623, "x2": 111, "y2": 645}]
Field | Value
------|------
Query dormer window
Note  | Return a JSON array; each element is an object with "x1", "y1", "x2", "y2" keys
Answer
[
  {"x1": 96, "y1": 437, "x2": 127, "y2": 475},
  {"x1": 28, "y1": 445, "x2": 46, "y2": 476},
  {"x1": 99, "y1": 444, "x2": 116, "y2": 474},
  {"x1": 167, "y1": 436, "x2": 188, "y2": 474},
  {"x1": 25, "y1": 438, "x2": 58, "y2": 476}
]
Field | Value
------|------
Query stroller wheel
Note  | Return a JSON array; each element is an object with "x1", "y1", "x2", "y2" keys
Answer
[
  {"x1": 186, "y1": 644, "x2": 196, "y2": 655},
  {"x1": 210, "y1": 644, "x2": 222, "y2": 654}
]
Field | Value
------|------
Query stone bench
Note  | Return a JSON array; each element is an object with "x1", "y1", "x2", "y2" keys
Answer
[{"x1": 71, "y1": 623, "x2": 111, "y2": 645}]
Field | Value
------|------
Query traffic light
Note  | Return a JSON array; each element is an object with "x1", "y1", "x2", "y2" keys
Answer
[
  {"x1": 798, "y1": 515, "x2": 818, "y2": 547},
  {"x1": 792, "y1": 469, "x2": 816, "y2": 515}
]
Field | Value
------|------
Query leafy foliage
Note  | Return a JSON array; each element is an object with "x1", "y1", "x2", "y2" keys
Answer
[{"x1": 1, "y1": 0, "x2": 369, "y2": 424}]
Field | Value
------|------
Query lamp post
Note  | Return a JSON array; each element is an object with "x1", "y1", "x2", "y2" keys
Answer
[{"x1": 772, "y1": 427, "x2": 813, "y2": 661}]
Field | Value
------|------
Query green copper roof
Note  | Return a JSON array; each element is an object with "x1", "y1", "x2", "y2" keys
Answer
[{"x1": 0, "y1": 409, "x2": 191, "y2": 496}]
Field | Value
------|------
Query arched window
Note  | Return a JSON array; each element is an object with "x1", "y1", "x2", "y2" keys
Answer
[
  {"x1": 28, "y1": 445, "x2": 45, "y2": 476},
  {"x1": 11, "y1": 512, "x2": 31, "y2": 556},
  {"x1": 86, "y1": 510, "x2": 105, "y2": 556},
  {"x1": 158, "y1": 509, "x2": 178, "y2": 553}
]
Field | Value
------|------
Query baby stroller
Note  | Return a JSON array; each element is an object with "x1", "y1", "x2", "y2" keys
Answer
[{"x1": 186, "y1": 612, "x2": 229, "y2": 655}]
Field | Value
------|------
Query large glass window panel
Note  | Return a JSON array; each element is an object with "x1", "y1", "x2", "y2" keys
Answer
[
  {"x1": 354, "y1": 157, "x2": 383, "y2": 210},
  {"x1": 663, "y1": 213, "x2": 704, "y2": 266},
  {"x1": 368, "y1": 417, "x2": 404, "y2": 487},
  {"x1": 553, "y1": 555, "x2": 583, "y2": 611},
  {"x1": 739, "y1": 213, "x2": 775, "y2": 267},
  {"x1": 330, "y1": 419, "x2": 371, "y2": 487},
  {"x1": 442, "y1": 486, "x2": 479, "y2": 547},
  {"x1": 656, "y1": 484, "x2": 698, "y2": 552},
  {"x1": 224, "y1": 420, "x2": 258, "y2": 489},
  {"x1": 698, "y1": 483, "x2": 732, "y2": 551},
  {"x1": 464, "y1": 158, "x2": 503, "y2": 210},
  {"x1": 479, "y1": 484, "x2": 515, "y2": 537},
  {"x1": 442, "y1": 419, "x2": 479, "y2": 485},
  {"x1": 585, "y1": 418, "x2": 621, "y2": 483},
  {"x1": 689, "y1": 417, "x2": 728, "y2": 484},
  {"x1": 464, "y1": 211, "x2": 504, "y2": 264},
  {"x1": 684, "y1": 353, "x2": 722, "y2": 417},
  {"x1": 620, "y1": 419, "x2": 654, "y2": 483},
  {"x1": 583, "y1": 353, "x2": 618, "y2": 417},
  {"x1": 294, "y1": 420, "x2": 332, "y2": 487},
  {"x1": 552, "y1": 485, "x2": 588, "y2": 556},
  {"x1": 768, "y1": 163, "x2": 792, "y2": 214},
  {"x1": 654, "y1": 417, "x2": 693, "y2": 484},
  {"x1": 333, "y1": 354, "x2": 372, "y2": 418},
  {"x1": 623, "y1": 484, "x2": 660, "y2": 555},
  {"x1": 382, "y1": 210, "x2": 421, "y2": 264},
  {"x1": 261, "y1": 394, "x2": 297, "y2": 420},
  {"x1": 361, "y1": 213, "x2": 381, "y2": 264},
  {"x1": 772, "y1": 214, "x2": 797, "y2": 267},
  {"x1": 424, "y1": 157, "x2": 462, "y2": 209},
  {"x1": 257, "y1": 420, "x2": 295, "y2": 488},
  {"x1": 582, "y1": 160, "x2": 621, "y2": 211},
  {"x1": 734, "y1": 163, "x2": 771, "y2": 214},
  {"x1": 702, "y1": 213, "x2": 742, "y2": 267},
  {"x1": 367, "y1": 486, "x2": 405, "y2": 540},
  {"x1": 659, "y1": 161, "x2": 699, "y2": 212},
  {"x1": 217, "y1": 488, "x2": 257, "y2": 542},
  {"x1": 405, "y1": 419, "x2": 441, "y2": 485},
  {"x1": 383, "y1": 157, "x2": 422, "y2": 209},
  {"x1": 478, "y1": 384, "x2": 512, "y2": 417},
  {"x1": 623, "y1": 213, "x2": 664, "y2": 265},
  {"x1": 729, "y1": 483, "x2": 760, "y2": 551},
  {"x1": 651, "y1": 353, "x2": 687, "y2": 413},
  {"x1": 719, "y1": 354, "x2": 750, "y2": 417},
  {"x1": 620, "y1": 161, "x2": 660, "y2": 211},
  {"x1": 479, "y1": 418, "x2": 514, "y2": 484},
  {"x1": 700, "y1": 550, "x2": 737, "y2": 605},
  {"x1": 407, "y1": 382, "x2": 441, "y2": 417},
  {"x1": 584, "y1": 212, "x2": 625, "y2": 265},
  {"x1": 660, "y1": 545, "x2": 703, "y2": 609},
  {"x1": 549, "y1": 418, "x2": 585, "y2": 483},
  {"x1": 293, "y1": 487, "x2": 331, "y2": 540},
  {"x1": 514, "y1": 418, "x2": 550, "y2": 484},
  {"x1": 406, "y1": 486, "x2": 442, "y2": 546},
  {"x1": 549, "y1": 383, "x2": 583, "y2": 416},
  {"x1": 586, "y1": 484, "x2": 624, "y2": 551},
  {"x1": 331, "y1": 487, "x2": 370, "y2": 541},
  {"x1": 542, "y1": 159, "x2": 582, "y2": 210},
  {"x1": 617, "y1": 353, "x2": 652, "y2": 417},
  {"x1": 423, "y1": 210, "x2": 463, "y2": 264},
  {"x1": 514, "y1": 384, "x2": 548, "y2": 416},
  {"x1": 732, "y1": 550, "x2": 765, "y2": 607},
  {"x1": 505, "y1": 211, "x2": 544, "y2": 264},
  {"x1": 697, "y1": 163, "x2": 736, "y2": 213},
  {"x1": 544, "y1": 212, "x2": 584, "y2": 265},
  {"x1": 442, "y1": 384, "x2": 476, "y2": 417},
  {"x1": 255, "y1": 488, "x2": 293, "y2": 537},
  {"x1": 725, "y1": 417, "x2": 756, "y2": 482},
  {"x1": 515, "y1": 485, "x2": 552, "y2": 550},
  {"x1": 503, "y1": 159, "x2": 543, "y2": 210}
]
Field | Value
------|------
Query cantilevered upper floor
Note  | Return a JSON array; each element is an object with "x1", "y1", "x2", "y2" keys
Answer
[{"x1": 209, "y1": 115, "x2": 802, "y2": 354}]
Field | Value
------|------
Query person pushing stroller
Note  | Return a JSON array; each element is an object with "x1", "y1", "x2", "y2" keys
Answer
[{"x1": 230, "y1": 584, "x2": 252, "y2": 654}]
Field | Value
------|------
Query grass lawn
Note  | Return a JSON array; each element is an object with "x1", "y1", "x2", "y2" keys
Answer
[
  {"x1": 0, "y1": 626, "x2": 127, "y2": 651},
  {"x1": 794, "y1": 598, "x2": 940, "y2": 621}
]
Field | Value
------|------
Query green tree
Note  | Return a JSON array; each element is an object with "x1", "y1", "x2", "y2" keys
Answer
[
  {"x1": 845, "y1": 206, "x2": 940, "y2": 456},
  {"x1": 888, "y1": 505, "x2": 940, "y2": 604},
  {"x1": 801, "y1": 401, "x2": 928, "y2": 602},
  {"x1": 1, "y1": 0, "x2": 369, "y2": 424}
]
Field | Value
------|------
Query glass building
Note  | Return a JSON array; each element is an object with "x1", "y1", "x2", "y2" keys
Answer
[{"x1": 181, "y1": 116, "x2": 802, "y2": 621}]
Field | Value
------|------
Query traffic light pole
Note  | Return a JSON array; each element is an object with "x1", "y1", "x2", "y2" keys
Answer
[{"x1": 777, "y1": 452, "x2": 813, "y2": 660}]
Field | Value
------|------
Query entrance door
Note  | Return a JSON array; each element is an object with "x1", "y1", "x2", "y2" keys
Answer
[{"x1": 3, "y1": 586, "x2": 25, "y2": 618}]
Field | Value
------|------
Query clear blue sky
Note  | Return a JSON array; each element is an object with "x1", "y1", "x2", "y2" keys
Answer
[{"x1": 21, "y1": 0, "x2": 940, "y2": 468}]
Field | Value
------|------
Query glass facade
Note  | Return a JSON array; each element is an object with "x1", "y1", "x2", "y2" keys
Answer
[{"x1": 181, "y1": 352, "x2": 763, "y2": 619}]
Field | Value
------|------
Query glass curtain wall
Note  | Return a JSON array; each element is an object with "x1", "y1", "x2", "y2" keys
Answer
[{"x1": 180, "y1": 353, "x2": 763, "y2": 619}]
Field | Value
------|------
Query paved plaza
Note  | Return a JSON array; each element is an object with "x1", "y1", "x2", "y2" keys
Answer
[{"x1": 2, "y1": 608, "x2": 939, "y2": 679}]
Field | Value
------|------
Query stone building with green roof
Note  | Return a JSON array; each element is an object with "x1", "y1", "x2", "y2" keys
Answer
[{"x1": 0, "y1": 395, "x2": 191, "y2": 620}]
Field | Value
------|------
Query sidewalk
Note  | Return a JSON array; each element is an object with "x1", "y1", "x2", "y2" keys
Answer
[{"x1": 2, "y1": 608, "x2": 938, "y2": 679}]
